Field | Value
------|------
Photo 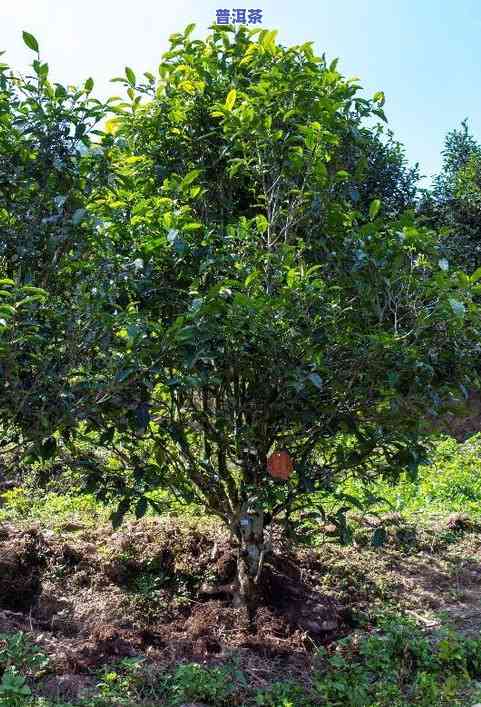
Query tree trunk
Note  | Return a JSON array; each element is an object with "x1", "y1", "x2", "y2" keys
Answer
[{"x1": 234, "y1": 508, "x2": 264, "y2": 609}]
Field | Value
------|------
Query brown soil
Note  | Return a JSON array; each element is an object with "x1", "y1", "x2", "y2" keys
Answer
[
  {"x1": 1, "y1": 513, "x2": 481, "y2": 698},
  {"x1": 0, "y1": 518, "x2": 342, "y2": 680}
]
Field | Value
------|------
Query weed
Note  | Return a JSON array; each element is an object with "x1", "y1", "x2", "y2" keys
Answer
[
  {"x1": 0, "y1": 632, "x2": 49, "y2": 676},
  {"x1": 94, "y1": 657, "x2": 145, "y2": 706},
  {"x1": 167, "y1": 662, "x2": 243, "y2": 706},
  {"x1": 255, "y1": 680, "x2": 315, "y2": 706},
  {"x1": 0, "y1": 633, "x2": 50, "y2": 707},
  {"x1": 0, "y1": 666, "x2": 32, "y2": 706},
  {"x1": 344, "y1": 434, "x2": 481, "y2": 518},
  {"x1": 313, "y1": 614, "x2": 481, "y2": 706}
]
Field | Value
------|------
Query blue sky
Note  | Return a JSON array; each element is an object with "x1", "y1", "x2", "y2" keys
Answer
[{"x1": 2, "y1": 1, "x2": 481, "y2": 183}]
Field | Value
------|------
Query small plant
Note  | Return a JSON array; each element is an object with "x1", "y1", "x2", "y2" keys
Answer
[
  {"x1": 168, "y1": 663, "x2": 241, "y2": 706},
  {"x1": 0, "y1": 487, "x2": 31, "y2": 519},
  {"x1": 0, "y1": 632, "x2": 49, "y2": 676},
  {"x1": 0, "y1": 666, "x2": 31, "y2": 706},
  {"x1": 133, "y1": 572, "x2": 167, "y2": 597},
  {"x1": 255, "y1": 680, "x2": 315, "y2": 706},
  {"x1": 0, "y1": 632, "x2": 49, "y2": 707},
  {"x1": 312, "y1": 613, "x2": 481, "y2": 706},
  {"x1": 95, "y1": 657, "x2": 145, "y2": 705}
]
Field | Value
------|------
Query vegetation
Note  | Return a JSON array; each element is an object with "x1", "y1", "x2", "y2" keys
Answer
[
  {"x1": 420, "y1": 120, "x2": 481, "y2": 272},
  {"x1": 2, "y1": 21, "x2": 481, "y2": 707},
  {"x1": 2, "y1": 24, "x2": 480, "y2": 606},
  {"x1": 2, "y1": 615, "x2": 481, "y2": 705}
]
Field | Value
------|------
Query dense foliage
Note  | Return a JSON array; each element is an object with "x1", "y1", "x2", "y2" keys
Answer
[
  {"x1": 420, "y1": 120, "x2": 481, "y2": 272},
  {"x1": 1, "y1": 25, "x2": 481, "y2": 602}
]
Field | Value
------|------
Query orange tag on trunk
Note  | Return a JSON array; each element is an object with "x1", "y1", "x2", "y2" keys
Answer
[{"x1": 267, "y1": 451, "x2": 293, "y2": 480}]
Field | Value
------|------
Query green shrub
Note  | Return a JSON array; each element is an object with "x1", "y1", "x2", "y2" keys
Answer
[
  {"x1": 313, "y1": 614, "x2": 481, "y2": 706},
  {"x1": 168, "y1": 663, "x2": 242, "y2": 706},
  {"x1": 0, "y1": 632, "x2": 50, "y2": 707},
  {"x1": 0, "y1": 666, "x2": 32, "y2": 706}
]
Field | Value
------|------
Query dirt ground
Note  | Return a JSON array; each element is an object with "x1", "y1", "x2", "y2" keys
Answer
[{"x1": 1, "y1": 513, "x2": 481, "y2": 701}]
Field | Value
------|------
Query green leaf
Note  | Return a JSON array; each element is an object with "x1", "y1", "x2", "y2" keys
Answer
[
  {"x1": 308, "y1": 373, "x2": 323, "y2": 390},
  {"x1": 471, "y1": 266, "x2": 481, "y2": 283},
  {"x1": 111, "y1": 498, "x2": 131, "y2": 529},
  {"x1": 286, "y1": 268, "x2": 298, "y2": 287},
  {"x1": 20, "y1": 286, "x2": 48, "y2": 296},
  {"x1": 125, "y1": 66, "x2": 136, "y2": 86},
  {"x1": 1, "y1": 668, "x2": 31, "y2": 695},
  {"x1": 0, "y1": 279, "x2": 14, "y2": 287},
  {"x1": 240, "y1": 43, "x2": 257, "y2": 66},
  {"x1": 0, "y1": 304, "x2": 15, "y2": 317},
  {"x1": 176, "y1": 325, "x2": 195, "y2": 342},
  {"x1": 255, "y1": 214, "x2": 268, "y2": 234},
  {"x1": 373, "y1": 91, "x2": 385, "y2": 106},
  {"x1": 372, "y1": 108, "x2": 387, "y2": 123},
  {"x1": 22, "y1": 31, "x2": 39, "y2": 52},
  {"x1": 228, "y1": 158, "x2": 245, "y2": 177},
  {"x1": 84, "y1": 77, "x2": 94, "y2": 93},
  {"x1": 244, "y1": 270, "x2": 259, "y2": 287},
  {"x1": 33, "y1": 60, "x2": 48, "y2": 78},
  {"x1": 181, "y1": 169, "x2": 201, "y2": 187},
  {"x1": 17, "y1": 295, "x2": 45, "y2": 307},
  {"x1": 448, "y1": 298, "x2": 465, "y2": 319},
  {"x1": 369, "y1": 199, "x2": 381, "y2": 219},
  {"x1": 225, "y1": 88, "x2": 237, "y2": 111},
  {"x1": 261, "y1": 30, "x2": 278, "y2": 52}
]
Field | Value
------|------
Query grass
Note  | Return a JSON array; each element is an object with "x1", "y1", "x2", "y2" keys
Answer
[
  {"x1": 344, "y1": 433, "x2": 481, "y2": 518},
  {"x1": 0, "y1": 479, "x2": 202, "y2": 531},
  {"x1": 0, "y1": 487, "x2": 106, "y2": 529}
]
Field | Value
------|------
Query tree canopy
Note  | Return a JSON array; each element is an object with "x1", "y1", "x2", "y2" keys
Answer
[
  {"x1": 420, "y1": 120, "x2": 481, "y2": 272},
  {"x1": 1, "y1": 25, "x2": 480, "y2": 604}
]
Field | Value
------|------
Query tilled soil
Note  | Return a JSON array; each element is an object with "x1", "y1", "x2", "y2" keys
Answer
[
  {"x1": 0, "y1": 519, "x2": 341, "y2": 680},
  {"x1": 1, "y1": 513, "x2": 481, "y2": 701}
]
